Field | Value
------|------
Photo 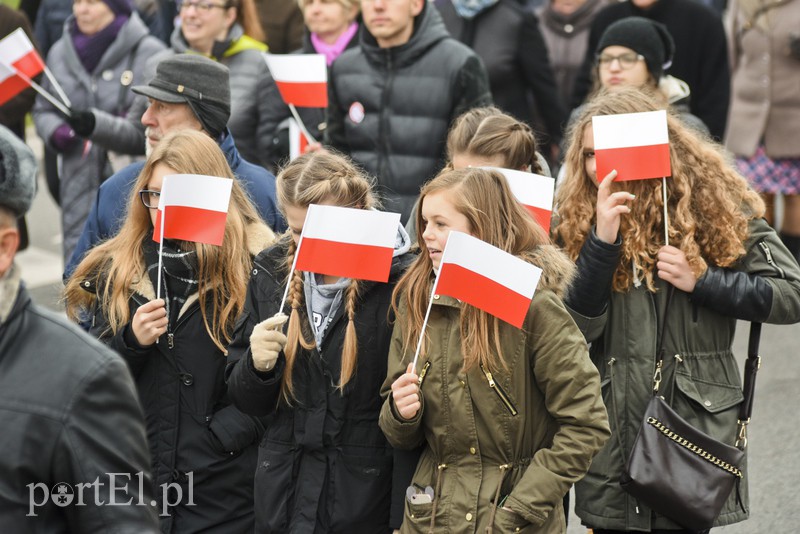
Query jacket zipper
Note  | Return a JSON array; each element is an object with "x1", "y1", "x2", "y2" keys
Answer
[
  {"x1": 417, "y1": 361, "x2": 431, "y2": 387},
  {"x1": 758, "y1": 240, "x2": 785, "y2": 279},
  {"x1": 480, "y1": 364, "x2": 518, "y2": 416},
  {"x1": 378, "y1": 50, "x2": 394, "y2": 183}
]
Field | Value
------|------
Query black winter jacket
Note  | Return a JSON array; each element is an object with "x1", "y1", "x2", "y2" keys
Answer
[
  {"x1": 435, "y1": 0, "x2": 567, "y2": 144},
  {"x1": 88, "y1": 275, "x2": 265, "y2": 533},
  {"x1": 0, "y1": 274, "x2": 157, "y2": 532},
  {"x1": 226, "y1": 238, "x2": 415, "y2": 533},
  {"x1": 325, "y1": 2, "x2": 492, "y2": 222}
]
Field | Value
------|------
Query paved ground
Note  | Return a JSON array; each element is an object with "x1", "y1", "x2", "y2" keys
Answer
[{"x1": 15, "y1": 129, "x2": 800, "y2": 533}]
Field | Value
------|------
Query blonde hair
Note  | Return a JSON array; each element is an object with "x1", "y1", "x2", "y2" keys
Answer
[
  {"x1": 446, "y1": 106, "x2": 543, "y2": 174},
  {"x1": 554, "y1": 88, "x2": 764, "y2": 292},
  {"x1": 394, "y1": 167, "x2": 551, "y2": 373},
  {"x1": 297, "y1": 0, "x2": 359, "y2": 14},
  {"x1": 229, "y1": 0, "x2": 266, "y2": 42},
  {"x1": 65, "y1": 130, "x2": 263, "y2": 352},
  {"x1": 277, "y1": 151, "x2": 379, "y2": 398}
]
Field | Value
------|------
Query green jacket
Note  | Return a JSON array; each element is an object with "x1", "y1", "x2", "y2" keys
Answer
[
  {"x1": 569, "y1": 217, "x2": 800, "y2": 531},
  {"x1": 380, "y1": 245, "x2": 610, "y2": 533}
]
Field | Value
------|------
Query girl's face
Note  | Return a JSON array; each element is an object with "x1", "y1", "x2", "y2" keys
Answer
[
  {"x1": 451, "y1": 151, "x2": 509, "y2": 171},
  {"x1": 146, "y1": 163, "x2": 177, "y2": 226},
  {"x1": 73, "y1": 0, "x2": 116, "y2": 36},
  {"x1": 179, "y1": 0, "x2": 236, "y2": 53},
  {"x1": 420, "y1": 190, "x2": 472, "y2": 271},
  {"x1": 582, "y1": 124, "x2": 597, "y2": 183},
  {"x1": 302, "y1": 0, "x2": 357, "y2": 41},
  {"x1": 598, "y1": 45, "x2": 651, "y2": 90}
]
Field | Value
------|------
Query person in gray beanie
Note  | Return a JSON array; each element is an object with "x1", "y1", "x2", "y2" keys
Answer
[
  {"x1": 596, "y1": 16, "x2": 674, "y2": 83},
  {"x1": 0, "y1": 124, "x2": 158, "y2": 532}
]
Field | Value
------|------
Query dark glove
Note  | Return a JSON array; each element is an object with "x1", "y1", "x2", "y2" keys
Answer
[{"x1": 66, "y1": 109, "x2": 96, "y2": 137}]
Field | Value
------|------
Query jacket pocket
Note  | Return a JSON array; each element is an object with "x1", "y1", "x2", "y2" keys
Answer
[
  {"x1": 329, "y1": 452, "x2": 392, "y2": 530},
  {"x1": 254, "y1": 447, "x2": 296, "y2": 532},
  {"x1": 673, "y1": 371, "x2": 743, "y2": 442},
  {"x1": 491, "y1": 504, "x2": 534, "y2": 533}
]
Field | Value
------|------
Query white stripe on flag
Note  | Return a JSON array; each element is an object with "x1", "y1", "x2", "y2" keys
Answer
[
  {"x1": 303, "y1": 204, "x2": 400, "y2": 248},
  {"x1": 485, "y1": 167, "x2": 554, "y2": 210},
  {"x1": 158, "y1": 174, "x2": 233, "y2": 212},
  {"x1": 263, "y1": 53, "x2": 327, "y2": 83},
  {"x1": 441, "y1": 232, "x2": 541, "y2": 298},
  {"x1": 592, "y1": 110, "x2": 668, "y2": 150},
  {"x1": 0, "y1": 28, "x2": 35, "y2": 63}
]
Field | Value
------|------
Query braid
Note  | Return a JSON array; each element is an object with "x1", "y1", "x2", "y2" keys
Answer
[
  {"x1": 338, "y1": 279, "x2": 361, "y2": 391},
  {"x1": 282, "y1": 240, "x2": 315, "y2": 402}
]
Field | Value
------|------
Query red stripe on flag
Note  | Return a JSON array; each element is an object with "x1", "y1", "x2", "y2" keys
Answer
[
  {"x1": 0, "y1": 75, "x2": 30, "y2": 105},
  {"x1": 275, "y1": 81, "x2": 328, "y2": 108},
  {"x1": 596, "y1": 143, "x2": 671, "y2": 181},
  {"x1": 153, "y1": 206, "x2": 228, "y2": 246},
  {"x1": 437, "y1": 263, "x2": 531, "y2": 328},
  {"x1": 524, "y1": 205, "x2": 552, "y2": 232},
  {"x1": 13, "y1": 50, "x2": 45, "y2": 78},
  {"x1": 296, "y1": 237, "x2": 393, "y2": 282}
]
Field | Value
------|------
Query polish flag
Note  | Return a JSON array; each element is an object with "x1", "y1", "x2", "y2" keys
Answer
[
  {"x1": 436, "y1": 231, "x2": 542, "y2": 328},
  {"x1": 264, "y1": 53, "x2": 327, "y2": 108},
  {"x1": 153, "y1": 174, "x2": 233, "y2": 246},
  {"x1": 487, "y1": 167, "x2": 555, "y2": 232},
  {"x1": 592, "y1": 110, "x2": 671, "y2": 181},
  {"x1": 0, "y1": 28, "x2": 45, "y2": 106},
  {"x1": 296, "y1": 204, "x2": 401, "y2": 282},
  {"x1": 288, "y1": 117, "x2": 308, "y2": 160}
]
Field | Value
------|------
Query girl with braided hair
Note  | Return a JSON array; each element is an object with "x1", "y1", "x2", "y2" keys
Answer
[
  {"x1": 555, "y1": 88, "x2": 800, "y2": 532},
  {"x1": 226, "y1": 150, "x2": 414, "y2": 533}
]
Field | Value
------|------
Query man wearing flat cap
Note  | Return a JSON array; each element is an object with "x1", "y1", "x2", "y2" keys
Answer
[
  {"x1": 65, "y1": 54, "x2": 285, "y2": 279},
  {"x1": 0, "y1": 125, "x2": 158, "y2": 532}
]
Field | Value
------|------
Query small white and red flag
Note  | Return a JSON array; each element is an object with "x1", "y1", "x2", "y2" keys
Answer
[
  {"x1": 264, "y1": 53, "x2": 328, "y2": 108},
  {"x1": 288, "y1": 117, "x2": 308, "y2": 160},
  {"x1": 436, "y1": 231, "x2": 542, "y2": 328},
  {"x1": 487, "y1": 167, "x2": 555, "y2": 232},
  {"x1": 154, "y1": 174, "x2": 233, "y2": 246},
  {"x1": 296, "y1": 204, "x2": 400, "y2": 282},
  {"x1": 592, "y1": 110, "x2": 671, "y2": 181},
  {"x1": 0, "y1": 28, "x2": 45, "y2": 106}
]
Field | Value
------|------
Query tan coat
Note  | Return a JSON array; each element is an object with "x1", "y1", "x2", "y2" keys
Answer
[
  {"x1": 379, "y1": 245, "x2": 610, "y2": 533},
  {"x1": 725, "y1": 0, "x2": 800, "y2": 158}
]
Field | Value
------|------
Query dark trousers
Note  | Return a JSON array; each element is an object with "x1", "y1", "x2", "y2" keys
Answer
[{"x1": 593, "y1": 529, "x2": 711, "y2": 534}]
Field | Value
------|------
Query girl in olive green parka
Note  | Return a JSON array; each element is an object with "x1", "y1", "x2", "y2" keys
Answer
[{"x1": 379, "y1": 167, "x2": 611, "y2": 533}]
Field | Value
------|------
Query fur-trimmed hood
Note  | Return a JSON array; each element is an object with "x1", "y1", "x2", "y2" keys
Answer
[{"x1": 530, "y1": 243, "x2": 577, "y2": 299}]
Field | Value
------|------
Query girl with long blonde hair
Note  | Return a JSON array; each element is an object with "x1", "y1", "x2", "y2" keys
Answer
[
  {"x1": 65, "y1": 129, "x2": 275, "y2": 533},
  {"x1": 380, "y1": 167, "x2": 610, "y2": 533},
  {"x1": 226, "y1": 150, "x2": 413, "y2": 532},
  {"x1": 555, "y1": 89, "x2": 800, "y2": 532}
]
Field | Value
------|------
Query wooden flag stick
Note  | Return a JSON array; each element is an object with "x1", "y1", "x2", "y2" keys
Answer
[
  {"x1": 662, "y1": 176, "x2": 669, "y2": 246},
  {"x1": 43, "y1": 65, "x2": 71, "y2": 107},
  {"x1": 13, "y1": 68, "x2": 71, "y2": 117},
  {"x1": 288, "y1": 103, "x2": 318, "y2": 145}
]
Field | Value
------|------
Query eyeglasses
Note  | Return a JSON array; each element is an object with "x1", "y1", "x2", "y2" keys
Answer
[
  {"x1": 597, "y1": 52, "x2": 645, "y2": 70},
  {"x1": 139, "y1": 190, "x2": 161, "y2": 209},
  {"x1": 177, "y1": 0, "x2": 230, "y2": 12}
]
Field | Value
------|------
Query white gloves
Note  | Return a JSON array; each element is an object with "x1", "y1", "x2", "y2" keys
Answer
[{"x1": 250, "y1": 313, "x2": 288, "y2": 372}]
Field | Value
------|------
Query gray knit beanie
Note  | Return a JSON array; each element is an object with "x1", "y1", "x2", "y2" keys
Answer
[{"x1": 0, "y1": 125, "x2": 37, "y2": 217}]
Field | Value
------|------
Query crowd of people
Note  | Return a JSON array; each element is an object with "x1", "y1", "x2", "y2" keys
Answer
[{"x1": 1, "y1": 0, "x2": 800, "y2": 532}]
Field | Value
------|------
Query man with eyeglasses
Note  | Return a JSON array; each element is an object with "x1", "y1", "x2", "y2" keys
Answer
[
  {"x1": 569, "y1": 0, "x2": 730, "y2": 141},
  {"x1": 64, "y1": 54, "x2": 284, "y2": 280},
  {"x1": 323, "y1": 0, "x2": 493, "y2": 223}
]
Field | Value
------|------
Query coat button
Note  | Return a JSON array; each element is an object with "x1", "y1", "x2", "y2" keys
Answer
[
  {"x1": 465, "y1": 512, "x2": 473, "y2": 521},
  {"x1": 469, "y1": 447, "x2": 476, "y2": 455},
  {"x1": 180, "y1": 373, "x2": 194, "y2": 386},
  {"x1": 703, "y1": 400, "x2": 712, "y2": 407},
  {"x1": 433, "y1": 294, "x2": 440, "y2": 300},
  {"x1": 564, "y1": 23, "x2": 574, "y2": 33}
]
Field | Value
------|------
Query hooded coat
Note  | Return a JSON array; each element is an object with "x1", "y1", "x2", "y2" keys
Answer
[
  {"x1": 325, "y1": 2, "x2": 492, "y2": 222},
  {"x1": 379, "y1": 245, "x2": 611, "y2": 533},
  {"x1": 226, "y1": 230, "x2": 414, "y2": 533}
]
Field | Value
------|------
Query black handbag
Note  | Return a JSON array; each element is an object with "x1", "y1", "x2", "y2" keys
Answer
[{"x1": 620, "y1": 286, "x2": 761, "y2": 531}]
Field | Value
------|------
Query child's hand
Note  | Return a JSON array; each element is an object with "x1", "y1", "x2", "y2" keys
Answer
[
  {"x1": 131, "y1": 298, "x2": 167, "y2": 346},
  {"x1": 657, "y1": 245, "x2": 698, "y2": 292},
  {"x1": 595, "y1": 170, "x2": 634, "y2": 244},
  {"x1": 391, "y1": 363, "x2": 421, "y2": 420},
  {"x1": 250, "y1": 313, "x2": 289, "y2": 372}
]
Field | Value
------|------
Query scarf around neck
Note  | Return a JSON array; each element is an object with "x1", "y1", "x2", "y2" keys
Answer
[
  {"x1": 311, "y1": 22, "x2": 358, "y2": 66},
  {"x1": 71, "y1": 15, "x2": 128, "y2": 73},
  {"x1": 143, "y1": 238, "x2": 199, "y2": 326},
  {"x1": 451, "y1": 0, "x2": 500, "y2": 19}
]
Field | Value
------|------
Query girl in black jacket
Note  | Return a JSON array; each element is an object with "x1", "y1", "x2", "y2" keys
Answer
[{"x1": 226, "y1": 151, "x2": 413, "y2": 533}]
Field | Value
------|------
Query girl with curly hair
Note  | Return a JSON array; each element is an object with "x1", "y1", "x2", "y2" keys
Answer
[
  {"x1": 381, "y1": 167, "x2": 610, "y2": 533},
  {"x1": 65, "y1": 129, "x2": 275, "y2": 532},
  {"x1": 554, "y1": 88, "x2": 800, "y2": 533},
  {"x1": 225, "y1": 150, "x2": 414, "y2": 532}
]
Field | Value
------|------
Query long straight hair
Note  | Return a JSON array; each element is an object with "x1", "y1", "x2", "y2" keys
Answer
[
  {"x1": 393, "y1": 167, "x2": 550, "y2": 373},
  {"x1": 65, "y1": 130, "x2": 263, "y2": 352},
  {"x1": 276, "y1": 151, "x2": 379, "y2": 399}
]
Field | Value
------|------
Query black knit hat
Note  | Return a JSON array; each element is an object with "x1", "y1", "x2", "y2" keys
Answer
[{"x1": 596, "y1": 17, "x2": 675, "y2": 79}]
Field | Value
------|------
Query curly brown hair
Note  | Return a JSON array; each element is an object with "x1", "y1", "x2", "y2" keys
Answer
[{"x1": 554, "y1": 89, "x2": 764, "y2": 292}]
